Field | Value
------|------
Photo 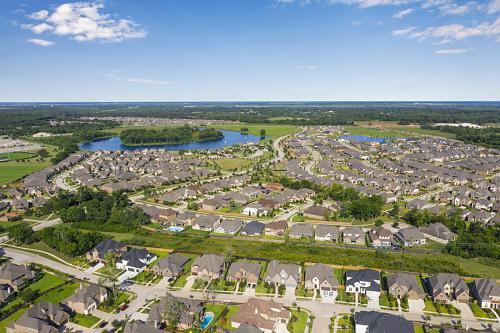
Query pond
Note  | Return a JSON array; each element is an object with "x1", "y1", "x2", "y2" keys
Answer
[
  {"x1": 340, "y1": 135, "x2": 388, "y2": 143},
  {"x1": 79, "y1": 130, "x2": 263, "y2": 151}
]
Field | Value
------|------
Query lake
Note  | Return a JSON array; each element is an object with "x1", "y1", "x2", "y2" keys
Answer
[
  {"x1": 79, "y1": 130, "x2": 263, "y2": 151},
  {"x1": 340, "y1": 135, "x2": 387, "y2": 143}
]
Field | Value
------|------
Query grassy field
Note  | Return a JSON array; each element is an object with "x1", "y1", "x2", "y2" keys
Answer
[
  {"x1": 344, "y1": 126, "x2": 408, "y2": 138},
  {"x1": 0, "y1": 152, "x2": 38, "y2": 160},
  {"x1": 213, "y1": 158, "x2": 252, "y2": 170},
  {"x1": 70, "y1": 313, "x2": 101, "y2": 328},
  {"x1": 93, "y1": 229, "x2": 500, "y2": 278},
  {"x1": 0, "y1": 143, "x2": 57, "y2": 185},
  {"x1": 208, "y1": 124, "x2": 299, "y2": 138}
]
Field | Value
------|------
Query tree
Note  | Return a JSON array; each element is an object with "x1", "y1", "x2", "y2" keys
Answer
[
  {"x1": 19, "y1": 288, "x2": 40, "y2": 304},
  {"x1": 223, "y1": 245, "x2": 236, "y2": 269},
  {"x1": 260, "y1": 129, "x2": 266, "y2": 137},
  {"x1": 389, "y1": 203, "x2": 400, "y2": 220},
  {"x1": 8, "y1": 224, "x2": 37, "y2": 245},
  {"x1": 37, "y1": 148, "x2": 49, "y2": 157},
  {"x1": 374, "y1": 219, "x2": 384, "y2": 227},
  {"x1": 164, "y1": 296, "x2": 187, "y2": 329}
]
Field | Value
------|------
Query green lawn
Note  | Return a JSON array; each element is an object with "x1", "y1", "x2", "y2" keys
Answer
[
  {"x1": 0, "y1": 307, "x2": 26, "y2": 333},
  {"x1": 256, "y1": 281, "x2": 275, "y2": 295},
  {"x1": 204, "y1": 304, "x2": 226, "y2": 331},
  {"x1": 98, "y1": 291, "x2": 129, "y2": 313},
  {"x1": 30, "y1": 273, "x2": 65, "y2": 292},
  {"x1": 36, "y1": 282, "x2": 79, "y2": 303},
  {"x1": 344, "y1": 126, "x2": 408, "y2": 138},
  {"x1": 208, "y1": 124, "x2": 299, "y2": 138},
  {"x1": 70, "y1": 313, "x2": 101, "y2": 328},
  {"x1": 0, "y1": 152, "x2": 38, "y2": 161},
  {"x1": 191, "y1": 278, "x2": 209, "y2": 291},
  {"x1": 213, "y1": 158, "x2": 252, "y2": 170},
  {"x1": 288, "y1": 310, "x2": 308, "y2": 333},
  {"x1": 221, "y1": 305, "x2": 240, "y2": 330},
  {"x1": 0, "y1": 161, "x2": 50, "y2": 185},
  {"x1": 208, "y1": 279, "x2": 237, "y2": 292},
  {"x1": 468, "y1": 302, "x2": 495, "y2": 319},
  {"x1": 171, "y1": 273, "x2": 189, "y2": 288},
  {"x1": 295, "y1": 284, "x2": 314, "y2": 298}
]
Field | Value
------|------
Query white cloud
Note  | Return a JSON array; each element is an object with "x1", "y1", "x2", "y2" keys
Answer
[
  {"x1": 27, "y1": 38, "x2": 54, "y2": 46},
  {"x1": 392, "y1": 17, "x2": 500, "y2": 42},
  {"x1": 435, "y1": 48, "x2": 468, "y2": 54},
  {"x1": 22, "y1": 1, "x2": 146, "y2": 43},
  {"x1": 103, "y1": 71, "x2": 171, "y2": 85},
  {"x1": 328, "y1": 0, "x2": 413, "y2": 8},
  {"x1": 393, "y1": 8, "x2": 415, "y2": 18},
  {"x1": 488, "y1": 0, "x2": 500, "y2": 13},
  {"x1": 293, "y1": 65, "x2": 319, "y2": 69},
  {"x1": 28, "y1": 9, "x2": 49, "y2": 20},
  {"x1": 126, "y1": 78, "x2": 172, "y2": 85}
]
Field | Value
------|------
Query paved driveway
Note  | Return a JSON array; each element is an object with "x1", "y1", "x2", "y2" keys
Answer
[
  {"x1": 408, "y1": 299, "x2": 425, "y2": 313},
  {"x1": 284, "y1": 286, "x2": 297, "y2": 300},
  {"x1": 454, "y1": 302, "x2": 475, "y2": 320}
]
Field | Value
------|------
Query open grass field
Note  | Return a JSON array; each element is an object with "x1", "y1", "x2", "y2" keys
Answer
[
  {"x1": 213, "y1": 158, "x2": 252, "y2": 170},
  {"x1": 208, "y1": 123, "x2": 299, "y2": 138},
  {"x1": 344, "y1": 126, "x2": 408, "y2": 138},
  {"x1": 354, "y1": 121, "x2": 457, "y2": 139},
  {"x1": 0, "y1": 152, "x2": 38, "y2": 160},
  {"x1": 91, "y1": 228, "x2": 500, "y2": 279}
]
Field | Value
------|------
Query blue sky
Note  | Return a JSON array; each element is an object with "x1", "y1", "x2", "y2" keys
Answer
[{"x1": 0, "y1": 0, "x2": 499, "y2": 101}]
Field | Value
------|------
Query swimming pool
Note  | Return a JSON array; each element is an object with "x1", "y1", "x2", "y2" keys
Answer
[
  {"x1": 200, "y1": 312, "x2": 214, "y2": 330},
  {"x1": 166, "y1": 226, "x2": 185, "y2": 232}
]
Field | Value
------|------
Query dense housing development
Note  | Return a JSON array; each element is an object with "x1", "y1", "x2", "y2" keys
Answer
[{"x1": 0, "y1": 119, "x2": 499, "y2": 333}]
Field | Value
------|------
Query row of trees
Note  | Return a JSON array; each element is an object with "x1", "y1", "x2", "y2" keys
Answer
[
  {"x1": 120, "y1": 126, "x2": 223, "y2": 145},
  {"x1": 403, "y1": 208, "x2": 500, "y2": 259}
]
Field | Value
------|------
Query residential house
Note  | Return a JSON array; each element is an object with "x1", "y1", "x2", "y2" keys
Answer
[
  {"x1": 288, "y1": 223, "x2": 314, "y2": 239},
  {"x1": 6, "y1": 301, "x2": 70, "y2": 333},
  {"x1": 0, "y1": 263, "x2": 37, "y2": 291},
  {"x1": 231, "y1": 298, "x2": 291, "y2": 333},
  {"x1": 342, "y1": 226, "x2": 365, "y2": 246},
  {"x1": 227, "y1": 261, "x2": 262, "y2": 288},
  {"x1": 426, "y1": 273, "x2": 470, "y2": 304},
  {"x1": 386, "y1": 273, "x2": 425, "y2": 300},
  {"x1": 116, "y1": 249, "x2": 157, "y2": 277},
  {"x1": 303, "y1": 206, "x2": 331, "y2": 220},
  {"x1": 201, "y1": 198, "x2": 223, "y2": 211},
  {"x1": 264, "y1": 260, "x2": 301, "y2": 288},
  {"x1": 148, "y1": 293, "x2": 204, "y2": 330},
  {"x1": 123, "y1": 322, "x2": 164, "y2": 333},
  {"x1": 235, "y1": 323, "x2": 264, "y2": 333},
  {"x1": 0, "y1": 284, "x2": 14, "y2": 306},
  {"x1": 470, "y1": 279, "x2": 500, "y2": 309},
  {"x1": 420, "y1": 223, "x2": 457, "y2": 244},
  {"x1": 214, "y1": 219, "x2": 244, "y2": 235},
  {"x1": 304, "y1": 263, "x2": 338, "y2": 300},
  {"x1": 240, "y1": 221, "x2": 265, "y2": 236},
  {"x1": 264, "y1": 220, "x2": 288, "y2": 236},
  {"x1": 191, "y1": 254, "x2": 225, "y2": 279},
  {"x1": 395, "y1": 227, "x2": 426, "y2": 246},
  {"x1": 368, "y1": 227, "x2": 393, "y2": 248},
  {"x1": 150, "y1": 253, "x2": 189, "y2": 281},
  {"x1": 314, "y1": 225, "x2": 339, "y2": 242},
  {"x1": 346, "y1": 269, "x2": 381, "y2": 306},
  {"x1": 65, "y1": 283, "x2": 108, "y2": 315},
  {"x1": 87, "y1": 239, "x2": 128, "y2": 263},
  {"x1": 406, "y1": 199, "x2": 429, "y2": 210},
  {"x1": 192, "y1": 215, "x2": 221, "y2": 231},
  {"x1": 242, "y1": 203, "x2": 271, "y2": 217},
  {"x1": 354, "y1": 311, "x2": 415, "y2": 333}
]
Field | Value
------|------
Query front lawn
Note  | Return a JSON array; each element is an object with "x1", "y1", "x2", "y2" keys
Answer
[
  {"x1": 70, "y1": 313, "x2": 101, "y2": 328},
  {"x1": 469, "y1": 302, "x2": 495, "y2": 319},
  {"x1": 336, "y1": 289, "x2": 355, "y2": 303},
  {"x1": 98, "y1": 291, "x2": 129, "y2": 313},
  {"x1": 256, "y1": 281, "x2": 275, "y2": 295},
  {"x1": 288, "y1": 309, "x2": 308, "y2": 333},
  {"x1": 295, "y1": 284, "x2": 314, "y2": 298},
  {"x1": 30, "y1": 272, "x2": 65, "y2": 292},
  {"x1": 171, "y1": 274, "x2": 188, "y2": 288},
  {"x1": 132, "y1": 271, "x2": 162, "y2": 284},
  {"x1": 191, "y1": 278, "x2": 209, "y2": 291},
  {"x1": 36, "y1": 282, "x2": 79, "y2": 303},
  {"x1": 208, "y1": 279, "x2": 237, "y2": 292},
  {"x1": 379, "y1": 292, "x2": 398, "y2": 309}
]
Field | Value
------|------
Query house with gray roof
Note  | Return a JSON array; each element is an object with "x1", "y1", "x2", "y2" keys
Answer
[
  {"x1": 386, "y1": 272, "x2": 425, "y2": 300},
  {"x1": 148, "y1": 293, "x2": 203, "y2": 330},
  {"x1": 395, "y1": 227, "x2": 426, "y2": 246},
  {"x1": 240, "y1": 221, "x2": 265, "y2": 236},
  {"x1": 342, "y1": 226, "x2": 365, "y2": 246},
  {"x1": 304, "y1": 263, "x2": 338, "y2": 301},
  {"x1": 65, "y1": 283, "x2": 107, "y2": 315},
  {"x1": 0, "y1": 263, "x2": 37, "y2": 291},
  {"x1": 470, "y1": 278, "x2": 500, "y2": 309},
  {"x1": 116, "y1": 248, "x2": 157, "y2": 277},
  {"x1": 227, "y1": 261, "x2": 262, "y2": 287},
  {"x1": 368, "y1": 227, "x2": 393, "y2": 248},
  {"x1": 420, "y1": 222, "x2": 457, "y2": 244},
  {"x1": 264, "y1": 260, "x2": 301, "y2": 288},
  {"x1": 150, "y1": 253, "x2": 189, "y2": 280},
  {"x1": 214, "y1": 219, "x2": 244, "y2": 234},
  {"x1": 346, "y1": 269, "x2": 380, "y2": 307},
  {"x1": 314, "y1": 225, "x2": 339, "y2": 242},
  {"x1": 288, "y1": 223, "x2": 314, "y2": 239},
  {"x1": 426, "y1": 273, "x2": 470, "y2": 304},
  {"x1": 235, "y1": 323, "x2": 264, "y2": 333},
  {"x1": 87, "y1": 239, "x2": 128, "y2": 263},
  {"x1": 6, "y1": 301, "x2": 70, "y2": 333},
  {"x1": 124, "y1": 321, "x2": 165, "y2": 333},
  {"x1": 192, "y1": 215, "x2": 221, "y2": 231},
  {"x1": 264, "y1": 220, "x2": 288, "y2": 236},
  {"x1": 354, "y1": 311, "x2": 414, "y2": 333},
  {"x1": 0, "y1": 284, "x2": 14, "y2": 305},
  {"x1": 191, "y1": 254, "x2": 225, "y2": 279}
]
